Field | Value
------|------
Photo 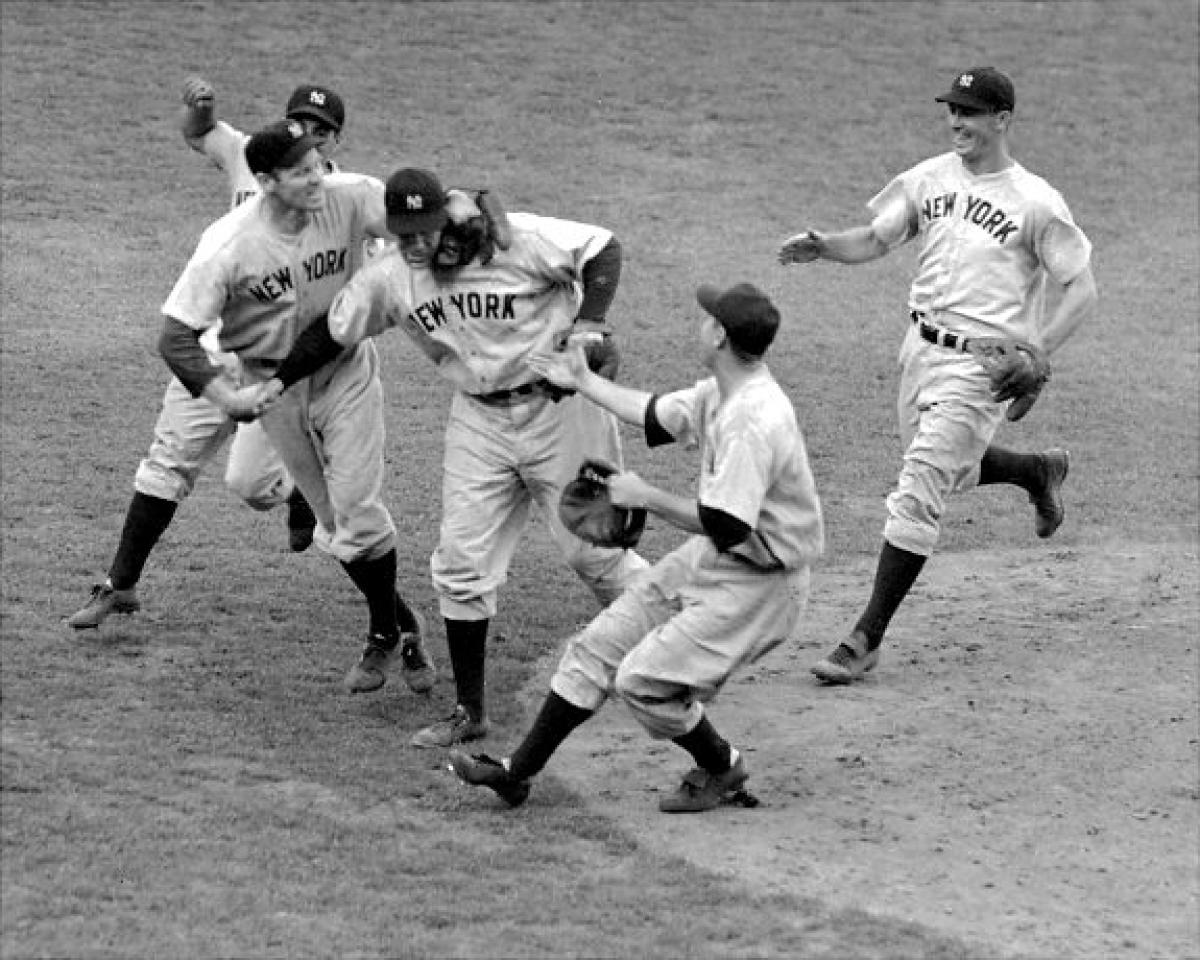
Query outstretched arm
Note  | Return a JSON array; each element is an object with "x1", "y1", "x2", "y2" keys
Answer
[
  {"x1": 179, "y1": 76, "x2": 217, "y2": 149},
  {"x1": 527, "y1": 339, "x2": 652, "y2": 425},
  {"x1": 778, "y1": 225, "x2": 890, "y2": 265}
]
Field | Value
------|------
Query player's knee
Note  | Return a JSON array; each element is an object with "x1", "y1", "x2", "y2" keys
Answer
[
  {"x1": 224, "y1": 463, "x2": 288, "y2": 511},
  {"x1": 134, "y1": 461, "x2": 193, "y2": 504}
]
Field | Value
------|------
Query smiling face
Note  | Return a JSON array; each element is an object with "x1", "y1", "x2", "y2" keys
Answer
[
  {"x1": 397, "y1": 229, "x2": 444, "y2": 268},
  {"x1": 294, "y1": 118, "x2": 341, "y2": 161},
  {"x1": 263, "y1": 147, "x2": 327, "y2": 212},
  {"x1": 945, "y1": 103, "x2": 1011, "y2": 172}
]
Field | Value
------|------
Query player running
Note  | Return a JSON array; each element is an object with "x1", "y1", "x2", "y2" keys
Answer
[
  {"x1": 448, "y1": 281, "x2": 824, "y2": 812},
  {"x1": 67, "y1": 119, "x2": 435, "y2": 694},
  {"x1": 777, "y1": 66, "x2": 1097, "y2": 684},
  {"x1": 255, "y1": 167, "x2": 650, "y2": 747}
]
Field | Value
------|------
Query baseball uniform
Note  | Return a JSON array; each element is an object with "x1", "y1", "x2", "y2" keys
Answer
[
  {"x1": 868, "y1": 153, "x2": 1092, "y2": 556},
  {"x1": 323, "y1": 210, "x2": 649, "y2": 616},
  {"x1": 552, "y1": 369, "x2": 823, "y2": 737}
]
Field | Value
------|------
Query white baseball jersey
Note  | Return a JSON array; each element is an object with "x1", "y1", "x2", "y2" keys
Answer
[
  {"x1": 654, "y1": 369, "x2": 824, "y2": 570},
  {"x1": 164, "y1": 172, "x2": 384, "y2": 359},
  {"x1": 868, "y1": 152, "x2": 1092, "y2": 342},
  {"x1": 325, "y1": 212, "x2": 612, "y2": 392},
  {"x1": 193, "y1": 121, "x2": 259, "y2": 209}
]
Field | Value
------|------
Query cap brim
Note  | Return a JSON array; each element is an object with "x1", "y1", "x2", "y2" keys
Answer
[
  {"x1": 935, "y1": 91, "x2": 998, "y2": 111},
  {"x1": 287, "y1": 106, "x2": 341, "y2": 132},
  {"x1": 695, "y1": 283, "x2": 724, "y2": 318},
  {"x1": 387, "y1": 208, "x2": 450, "y2": 235},
  {"x1": 282, "y1": 134, "x2": 323, "y2": 166}
]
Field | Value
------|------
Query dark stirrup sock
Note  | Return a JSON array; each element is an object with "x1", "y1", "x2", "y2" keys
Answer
[
  {"x1": 853, "y1": 540, "x2": 927, "y2": 651},
  {"x1": 508, "y1": 691, "x2": 594, "y2": 780},
  {"x1": 341, "y1": 549, "x2": 399, "y2": 644},
  {"x1": 672, "y1": 713, "x2": 732, "y2": 774},
  {"x1": 108, "y1": 492, "x2": 179, "y2": 590},
  {"x1": 445, "y1": 618, "x2": 489, "y2": 720},
  {"x1": 978, "y1": 445, "x2": 1040, "y2": 491}
]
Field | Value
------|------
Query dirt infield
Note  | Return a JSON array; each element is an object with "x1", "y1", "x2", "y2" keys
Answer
[{"x1": 541, "y1": 539, "x2": 1198, "y2": 959}]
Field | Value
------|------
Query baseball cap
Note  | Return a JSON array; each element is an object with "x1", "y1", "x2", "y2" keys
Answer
[
  {"x1": 245, "y1": 119, "x2": 322, "y2": 175},
  {"x1": 696, "y1": 282, "x2": 781, "y2": 358},
  {"x1": 385, "y1": 168, "x2": 449, "y2": 234},
  {"x1": 935, "y1": 66, "x2": 1015, "y2": 113},
  {"x1": 285, "y1": 83, "x2": 345, "y2": 132}
]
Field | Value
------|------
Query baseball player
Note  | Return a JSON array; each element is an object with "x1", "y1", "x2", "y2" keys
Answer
[
  {"x1": 68, "y1": 119, "x2": 436, "y2": 695},
  {"x1": 778, "y1": 66, "x2": 1097, "y2": 684},
  {"x1": 179, "y1": 77, "x2": 355, "y2": 552},
  {"x1": 448, "y1": 282, "x2": 824, "y2": 812},
  {"x1": 257, "y1": 167, "x2": 650, "y2": 749}
]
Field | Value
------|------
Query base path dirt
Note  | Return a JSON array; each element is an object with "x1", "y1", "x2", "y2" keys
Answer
[{"x1": 531, "y1": 541, "x2": 1198, "y2": 960}]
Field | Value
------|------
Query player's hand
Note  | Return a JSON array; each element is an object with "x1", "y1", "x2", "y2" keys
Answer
[
  {"x1": 181, "y1": 76, "x2": 215, "y2": 108},
  {"x1": 777, "y1": 230, "x2": 822, "y2": 265},
  {"x1": 253, "y1": 378, "x2": 286, "y2": 415},
  {"x1": 606, "y1": 470, "x2": 651, "y2": 511},
  {"x1": 528, "y1": 337, "x2": 592, "y2": 391},
  {"x1": 223, "y1": 385, "x2": 266, "y2": 423}
]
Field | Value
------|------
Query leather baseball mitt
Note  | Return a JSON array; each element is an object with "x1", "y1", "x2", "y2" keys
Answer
[
  {"x1": 967, "y1": 337, "x2": 1051, "y2": 422},
  {"x1": 558, "y1": 459, "x2": 646, "y2": 549}
]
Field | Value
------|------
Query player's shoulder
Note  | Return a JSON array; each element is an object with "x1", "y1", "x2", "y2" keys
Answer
[
  {"x1": 324, "y1": 168, "x2": 385, "y2": 190},
  {"x1": 192, "y1": 199, "x2": 263, "y2": 257},
  {"x1": 1006, "y1": 161, "x2": 1070, "y2": 204}
]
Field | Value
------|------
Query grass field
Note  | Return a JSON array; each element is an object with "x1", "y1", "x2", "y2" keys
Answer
[{"x1": 2, "y1": 2, "x2": 1197, "y2": 958}]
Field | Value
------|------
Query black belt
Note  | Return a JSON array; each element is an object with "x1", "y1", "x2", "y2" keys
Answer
[
  {"x1": 910, "y1": 311, "x2": 971, "y2": 352},
  {"x1": 472, "y1": 380, "x2": 548, "y2": 405}
]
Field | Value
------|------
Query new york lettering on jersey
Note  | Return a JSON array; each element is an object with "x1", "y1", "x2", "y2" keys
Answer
[
  {"x1": 921, "y1": 191, "x2": 1019, "y2": 244},
  {"x1": 410, "y1": 292, "x2": 519, "y2": 333}
]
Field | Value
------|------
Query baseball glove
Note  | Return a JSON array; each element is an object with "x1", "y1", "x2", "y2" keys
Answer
[
  {"x1": 967, "y1": 337, "x2": 1051, "y2": 422},
  {"x1": 558, "y1": 459, "x2": 647, "y2": 549},
  {"x1": 436, "y1": 188, "x2": 512, "y2": 270}
]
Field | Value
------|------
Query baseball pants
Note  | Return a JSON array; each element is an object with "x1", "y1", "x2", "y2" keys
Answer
[{"x1": 550, "y1": 535, "x2": 810, "y2": 739}]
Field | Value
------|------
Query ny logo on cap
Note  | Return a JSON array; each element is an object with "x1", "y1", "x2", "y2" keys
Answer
[
  {"x1": 286, "y1": 120, "x2": 305, "y2": 138},
  {"x1": 406, "y1": 195, "x2": 424, "y2": 210},
  {"x1": 958, "y1": 73, "x2": 974, "y2": 88},
  {"x1": 309, "y1": 91, "x2": 326, "y2": 106}
]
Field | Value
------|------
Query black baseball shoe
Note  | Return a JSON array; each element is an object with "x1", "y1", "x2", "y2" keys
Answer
[
  {"x1": 286, "y1": 488, "x2": 316, "y2": 553},
  {"x1": 344, "y1": 634, "x2": 397, "y2": 693},
  {"x1": 1031, "y1": 448, "x2": 1070, "y2": 539},
  {"x1": 448, "y1": 750, "x2": 530, "y2": 807},
  {"x1": 811, "y1": 630, "x2": 880, "y2": 684},
  {"x1": 659, "y1": 755, "x2": 749, "y2": 813}
]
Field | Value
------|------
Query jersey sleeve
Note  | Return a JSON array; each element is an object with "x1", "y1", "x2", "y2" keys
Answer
[
  {"x1": 1033, "y1": 195, "x2": 1092, "y2": 284},
  {"x1": 867, "y1": 174, "x2": 919, "y2": 249},
  {"x1": 326, "y1": 256, "x2": 410, "y2": 346},
  {"x1": 509, "y1": 212, "x2": 614, "y2": 280},
  {"x1": 161, "y1": 241, "x2": 231, "y2": 334},
  {"x1": 649, "y1": 380, "x2": 708, "y2": 448}
]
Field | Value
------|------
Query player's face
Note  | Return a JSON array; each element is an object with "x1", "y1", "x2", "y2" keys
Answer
[
  {"x1": 397, "y1": 230, "x2": 443, "y2": 269},
  {"x1": 269, "y1": 149, "x2": 327, "y2": 211},
  {"x1": 700, "y1": 314, "x2": 722, "y2": 369},
  {"x1": 945, "y1": 103, "x2": 1007, "y2": 163},
  {"x1": 297, "y1": 119, "x2": 341, "y2": 159}
]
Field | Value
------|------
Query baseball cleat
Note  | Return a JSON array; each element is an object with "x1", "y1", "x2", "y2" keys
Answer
[
  {"x1": 448, "y1": 750, "x2": 530, "y2": 807},
  {"x1": 1031, "y1": 448, "x2": 1069, "y2": 539},
  {"x1": 411, "y1": 704, "x2": 489, "y2": 749},
  {"x1": 66, "y1": 582, "x2": 140, "y2": 630},
  {"x1": 394, "y1": 597, "x2": 435, "y2": 693},
  {"x1": 659, "y1": 755, "x2": 749, "y2": 813},
  {"x1": 285, "y1": 488, "x2": 317, "y2": 553},
  {"x1": 811, "y1": 632, "x2": 880, "y2": 684},
  {"x1": 399, "y1": 637, "x2": 436, "y2": 694},
  {"x1": 344, "y1": 635, "x2": 397, "y2": 693}
]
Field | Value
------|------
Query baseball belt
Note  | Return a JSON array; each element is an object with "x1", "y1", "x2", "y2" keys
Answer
[
  {"x1": 910, "y1": 311, "x2": 972, "y2": 353},
  {"x1": 471, "y1": 379, "x2": 569, "y2": 406}
]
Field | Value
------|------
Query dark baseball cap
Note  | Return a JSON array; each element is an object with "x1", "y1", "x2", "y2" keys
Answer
[
  {"x1": 285, "y1": 83, "x2": 345, "y2": 132},
  {"x1": 935, "y1": 67, "x2": 1015, "y2": 113},
  {"x1": 245, "y1": 119, "x2": 322, "y2": 175},
  {"x1": 696, "y1": 282, "x2": 781, "y2": 358},
  {"x1": 385, "y1": 168, "x2": 449, "y2": 234}
]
